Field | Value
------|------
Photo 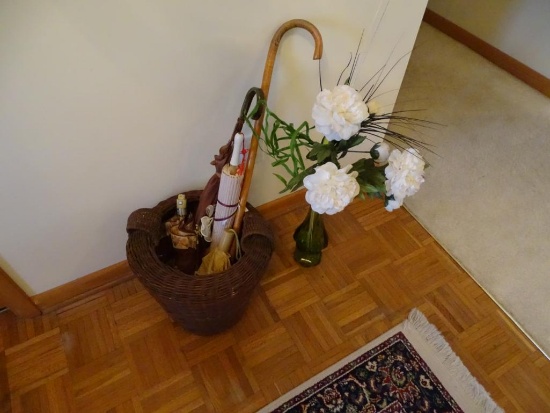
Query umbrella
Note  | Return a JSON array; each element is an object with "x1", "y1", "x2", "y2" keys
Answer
[
  {"x1": 194, "y1": 87, "x2": 264, "y2": 229},
  {"x1": 196, "y1": 229, "x2": 241, "y2": 275},
  {"x1": 210, "y1": 135, "x2": 245, "y2": 247}
]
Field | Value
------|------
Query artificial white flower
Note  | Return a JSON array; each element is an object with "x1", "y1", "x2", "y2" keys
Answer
[
  {"x1": 385, "y1": 148, "x2": 425, "y2": 206},
  {"x1": 367, "y1": 100, "x2": 381, "y2": 116},
  {"x1": 311, "y1": 85, "x2": 369, "y2": 141},
  {"x1": 303, "y1": 162, "x2": 360, "y2": 215},
  {"x1": 370, "y1": 141, "x2": 391, "y2": 164},
  {"x1": 385, "y1": 197, "x2": 402, "y2": 212}
]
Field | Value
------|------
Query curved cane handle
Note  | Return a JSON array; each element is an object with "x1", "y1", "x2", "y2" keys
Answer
[
  {"x1": 261, "y1": 19, "x2": 323, "y2": 97},
  {"x1": 233, "y1": 20, "x2": 323, "y2": 238}
]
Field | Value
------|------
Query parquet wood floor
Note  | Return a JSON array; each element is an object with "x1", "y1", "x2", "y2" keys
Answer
[{"x1": 2, "y1": 198, "x2": 550, "y2": 412}]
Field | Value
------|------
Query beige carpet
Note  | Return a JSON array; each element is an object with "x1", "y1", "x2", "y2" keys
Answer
[{"x1": 394, "y1": 24, "x2": 550, "y2": 356}]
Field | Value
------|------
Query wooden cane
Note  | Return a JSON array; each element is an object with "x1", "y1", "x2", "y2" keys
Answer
[{"x1": 232, "y1": 19, "x2": 323, "y2": 237}]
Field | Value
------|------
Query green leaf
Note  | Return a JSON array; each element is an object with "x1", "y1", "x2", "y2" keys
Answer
[
  {"x1": 347, "y1": 134, "x2": 366, "y2": 148},
  {"x1": 284, "y1": 166, "x2": 316, "y2": 193},
  {"x1": 307, "y1": 143, "x2": 332, "y2": 163},
  {"x1": 362, "y1": 183, "x2": 383, "y2": 193},
  {"x1": 271, "y1": 156, "x2": 290, "y2": 167},
  {"x1": 273, "y1": 173, "x2": 288, "y2": 187},
  {"x1": 335, "y1": 135, "x2": 366, "y2": 155},
  {"x1": 351, "y1": 158, "x2": 386, "y2": 196}
]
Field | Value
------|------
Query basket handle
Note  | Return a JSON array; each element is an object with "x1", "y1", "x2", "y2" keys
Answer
[{"x1": 126, "y1": 208, "x2": 164, "y2": 244}]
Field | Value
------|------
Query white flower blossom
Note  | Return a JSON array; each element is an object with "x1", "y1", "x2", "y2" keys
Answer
[
  {"x1": 385, "y1": 197, "x2": 402, "y2": 212},
  {"x1": 311, "y1": 85, "x2": 369, "y2": 141},
  {"x1": 367, "y1": 100, "x2": 381, "y2": 116},
  {"x1": 370, "y1": 141, "x2": 391, "y2": 164},
  {"x1": 385, "y1": 148, "x2": 425, "y2": 209},
  {"x1": 303, "y1": 162, "x2": 360, "y2": 215}
]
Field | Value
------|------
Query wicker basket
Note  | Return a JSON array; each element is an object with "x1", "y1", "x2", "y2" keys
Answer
[{"x1": 126, "y1": 190, "x2": 274, "y2": 335}]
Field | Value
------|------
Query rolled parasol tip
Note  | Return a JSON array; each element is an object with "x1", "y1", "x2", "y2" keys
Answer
[{"x1": 230, "y1": 133, "x2": 244, "y2": 168}]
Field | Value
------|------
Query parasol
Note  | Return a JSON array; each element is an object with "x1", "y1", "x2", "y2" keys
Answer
[
  {"x1": 210, "y1": 134, "x2": 245, "y2": 247},
  {"x1": 194, "y1": 87, "x2": 264, "y2": 228},
  {"x1": 196, "y1": 229, "x2": 241, "y2": 275}
]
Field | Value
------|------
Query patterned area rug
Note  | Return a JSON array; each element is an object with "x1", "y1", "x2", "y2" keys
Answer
[{"x1": 258, "y1": 310, "x2": 502, "y2": 413}]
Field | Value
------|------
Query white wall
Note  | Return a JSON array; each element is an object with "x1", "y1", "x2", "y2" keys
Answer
[
  {"x1": 428, "y1": 0, "x2": 550, "y2": 78},
  {"x1": 0, "y1": 0, "x2": 427, "y2": 294}
]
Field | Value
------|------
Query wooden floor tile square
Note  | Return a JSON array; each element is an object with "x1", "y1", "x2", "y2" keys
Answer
[
  {"x1": 60, "y1": 306, "x2": 120, "y2": 369},
  {"x1": 333, "y1": 231, "x2": 392, "y2": 274},
  {"x1": 135, "y1": 371, "x2": 204, "y2": 413},
  {"x1": 375, "y1": 219, "x2": 422, "y2": 258},
  {"x1": 70, "y1": 349, "x2": 135, "y2": 413},
  {"x1": 194, "y1": 347, "x2": 256, "y2": 412},
  {"x1": 237, "y1": 323, "x2": 297, "y2": 368},
  {"x1": 393, "y1": 244, "x2": 456, "y2": 295},
  {"x1": 282, "y1": 303, "x2": 343, "y2": 362},
  {"x1": 305, "y1": 250, "x2": 357, "y2": 297},
  {"x1": 111, "y1": 290, "x2": 169, "y2": 340},
  {"x1": 109, "y1": 278, "x2": 143, "y2": 303},
  {"x1": 348, "y1": 197, "x2": 396, "y2": 231},
  {"x1": 399, "y1": 213, "x2": 432, "y2": 245},
  {"x1": 323, "y1": 208, "x2": 367, "y2": 245},
  {"x1": 360, "y1": 265, "x2": 414, "y2": 313},
  {"x1": 232, "y1": 289, "x2": 280, "y2": 339},
  {"x1": 322, "y1": 281, "x2": 379, "y2": 336},
  {"x1": 17, "y1": 374, "x2": 74, "y2": 413},
  {"x1": 426, "y1": 281, "x2": 484, "y2": 334},
  {"x1": 459, "y1": 318, "x2": 525, "y2": 377},
  {"x1": 237, "y1": 323, "x2": 304, "y2": 384},
  {"x1": 5, "y1": 328, "x2": 68, "y2": 395},
  {"x1": 125, "y1": 321, "x2": 187, "y2": 392},
  {"x1": 496, "y1": 361, "x2": 550, "y2": 411},
  {"x1": 178, "y1": 329, "x2": 236, "y2": 368},
  {"x1": 13, "y1": 313, "x2": 59, "y2": 345},
  {"x1": 262, "y1": 269, "x2": 319, "y2": 319}
]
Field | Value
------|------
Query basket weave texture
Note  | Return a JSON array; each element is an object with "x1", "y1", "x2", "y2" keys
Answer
[{"x1": 126, "y1": 190, "x2": 274, "y2": 335}]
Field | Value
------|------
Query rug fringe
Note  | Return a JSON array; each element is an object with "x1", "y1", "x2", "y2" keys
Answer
[{"x1": 404, "y1": 309, "x2": 503, "y2": 413}]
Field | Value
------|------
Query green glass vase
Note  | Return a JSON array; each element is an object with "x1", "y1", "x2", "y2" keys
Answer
[{"x1": 293, "y1": 207, "x2": 328, "y2": 267}]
